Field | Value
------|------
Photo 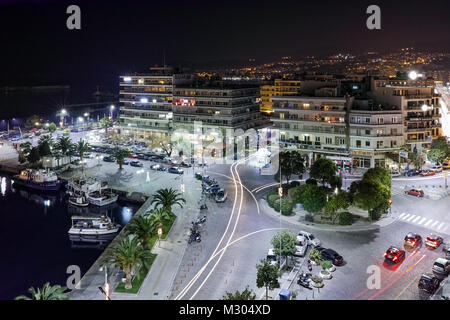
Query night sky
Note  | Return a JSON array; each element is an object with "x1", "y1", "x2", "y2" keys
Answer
[{"x1": 0, "y1": 0, "x2": 449, "y2": 92}]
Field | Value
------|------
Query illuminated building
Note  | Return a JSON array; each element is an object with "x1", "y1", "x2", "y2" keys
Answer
[{"x1": 260, "y1": 79, "x2": 300, "y2": 113}]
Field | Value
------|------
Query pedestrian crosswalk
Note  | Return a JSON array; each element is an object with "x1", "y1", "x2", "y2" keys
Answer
[{"x1": 397, "y1": 212, "x2": 450, "y2": 234}]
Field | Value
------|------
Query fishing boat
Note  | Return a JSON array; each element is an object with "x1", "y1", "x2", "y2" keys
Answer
[
  {"x1": 68, "y1": 193, "x2": 89, "y2": 207},
  {"x1": 66, "y1": 178, "x2": 106, "y2": 196},
  {"x1": 13, "y1": 169, "x2": 62, "y2": 191},
  {"x1": 87, "y1": 189, "x2": 118, "y2": 206},
  {"x1": 68, "y1": 215, "x2": 121, "y2": 236}
]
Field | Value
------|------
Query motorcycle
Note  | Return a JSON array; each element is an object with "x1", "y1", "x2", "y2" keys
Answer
[
  {"x1": 195, "y1": 215, "x2": 207, "y2": 224},
  {"x1": 188, "y1": 232, "x2": 201, "y2": 244},
  {"x1": 297, "y1": 272, "x2": 313, "y2": 290}
]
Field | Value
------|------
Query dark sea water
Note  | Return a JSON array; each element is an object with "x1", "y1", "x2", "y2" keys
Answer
[{"x1": 0, "y1": 175, "x2": 138, "y2": 300}]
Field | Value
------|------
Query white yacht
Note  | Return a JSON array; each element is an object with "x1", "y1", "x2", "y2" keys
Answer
[{"x1": 68, "y1": 215, "x2": 120, "y2": 236}]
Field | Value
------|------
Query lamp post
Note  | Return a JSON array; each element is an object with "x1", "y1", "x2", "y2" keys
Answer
[
  {"x1": 60, "y1": 109, "x2": 67, "y2": 128},
  {"x1": 109, "y1": 105, "x2": 115, "y2": 120}
]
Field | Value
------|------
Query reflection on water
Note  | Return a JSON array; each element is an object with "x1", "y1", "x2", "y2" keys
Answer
[{"x1": 0, "y1": 175, "x2": 139, "y2": 300}]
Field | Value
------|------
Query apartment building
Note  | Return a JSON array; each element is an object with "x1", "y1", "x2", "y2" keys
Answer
[
  {"x1": 260, "y1": 79, "x2": 301, "y2": 113},
  {"x1": 172, "y1": 83, "x2": 267, "y2": 135},
  {"x1": 118, "y1": 69, "x2": 192, "y2": 141},
  {"x1": 270, "y1": 96, "x2": 353, "y2": 165},
  {"x1": 349, "y1": 108, "x2": 404, "y2": 168},
  {"x1": 369, "y1": 77, "x2": 442, "y2": 151}
]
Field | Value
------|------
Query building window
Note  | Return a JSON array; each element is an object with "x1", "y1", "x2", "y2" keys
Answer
[
  {"x1": 365, "y1": 141, "x2": 370, "y2": 147},
  {"x1": 377, "y1": 118, "x2": 384, "y2": 124},
  {"x1": 326, "y1": 138, "x2": 332, "y2": 144},
  {"x1": 377, "y1": 141, "x2": 383, "y2": 148},
  {"x1": 315, "y1": 137, "x2": 320, "y2": 142},
  {"x1": 365, "y1": 118, "x2": 371, "y2": 123},
  {"x1": 365, "y1": 129, "x2": 370, "y2": 135},
  {"x1": 356, "y1": 140, "x2": 361, "y2": 147},
  {"x1": 356, "y1": 117, "x2": 361, "y2": 123}
]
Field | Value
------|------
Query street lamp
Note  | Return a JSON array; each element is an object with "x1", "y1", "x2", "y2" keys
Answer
[
  {"x1": 60, "y1": 109, "x2": 67, "y2": 128},
  {"x1": 109, "y1": 105, "x2": 115, "y2": 120}
]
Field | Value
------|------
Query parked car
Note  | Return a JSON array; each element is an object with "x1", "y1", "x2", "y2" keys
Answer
[
  {"x1": 404, "y1": 189, "x2": 424, "y2": 197},
  {"x1": 390, "y1": 170, "x2": 401, "y2": 177},
  {"x1": 267, "y1": 248, "x2": 278, "y2": 266},
  {"x1": 137, "y1": 154, "x2": 149, "y2": 160},
  {"x1": 441, "y1": 277, "x2": 450, "y2": 300},
  {"x1": 418, "y1": 273, "x2": 441, "y2": 294},
  {"x1": 151, "y1": 164, "x2": 166, "y2": 171},
  {"x1": 294, "y1": 235, "x2": 309, "y2": 257},
  {"x1": 168, "y1": 167, "x2": 183, "y2": 174},
  {"x1": 103, "y1": 156, "x2": 116, "y2": 162},
  {"x1": 431, "y1": 165, "x2": 443, "y2": 172},
  {"x1": 298, "y1": 231, "x2": 321, "y2": 247},
  {"x1": 215, "y1": 189, "x2": 227, "y2": 203},
  {"x1": 384, "y1": 246, "x2": 406, "y2": 264},
  {"x1": 405, "y1": 169, "x2": 421, "y2": 176},
  {"x1": 425, "y1": 234, "x2": 444, "y2": 249},
  {"x1": 130, "y1": 160, "x2": 143, "y2": 167},
  {"x1": 432, "y1": 258, "x2": 450, "y2": 276},
  {"x1": 404, "y1": 232, "x2": 422, "y2": 249},
  {"x1": 122, "y1": 159, "x2": 130, "y2": 165},
  {"x1": 318, "y1": 248, "x2": 344, "y2": 266},
  {"x1": 444, "y1": 242, "x2": 450, "y2": 259},
  {"x1": 180, "y1": 161, "x2": 192, "y2": 167},
  {"x1": 150, "y1": 156, "x2": 163, "y2": 163},
  {"x1": 420, "y1": 170, "x2": 436, "y2": 176}
]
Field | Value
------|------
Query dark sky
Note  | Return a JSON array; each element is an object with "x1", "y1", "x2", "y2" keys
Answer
[{"x1": 0, "y1": 0, "x2": 449, "y2": 91}]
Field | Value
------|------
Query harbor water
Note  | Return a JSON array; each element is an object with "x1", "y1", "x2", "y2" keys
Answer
[{"x1": 0, "y1": 174, "x2": 138, "y2": 300}]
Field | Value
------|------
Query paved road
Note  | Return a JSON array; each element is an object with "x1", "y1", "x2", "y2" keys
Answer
[{"x1": 169, "y1": 159, "x2": 450, "y2": 300}]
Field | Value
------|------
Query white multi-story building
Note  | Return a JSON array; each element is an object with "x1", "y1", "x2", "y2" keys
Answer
[{"x1": 270, "y1": 96, "x2": 353, "y2": 166}]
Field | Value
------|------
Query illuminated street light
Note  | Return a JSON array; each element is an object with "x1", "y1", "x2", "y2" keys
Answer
[
  {"x1": 408, "y1": 71, "x2": 418, "y2": 80},
  {"x1": 78, "y1": 117, "x2": 84, "y2": 123}
]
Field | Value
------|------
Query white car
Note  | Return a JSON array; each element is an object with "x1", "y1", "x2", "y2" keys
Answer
[
  {"x1": 390, "y1": 170, "x2": 401, "y2": 177},
  {"x1": 298, "y1": 231, "x2": 321, "y2": 247},
  {"x1": 267, "y1": 248, "x2": 278, "y2": 266},
  {"x1": 294, "y1": 235, "x2": 309, "y2": 257},
  {"x1": 432, "y1": 258, "x2": 450, "y2": 276}
]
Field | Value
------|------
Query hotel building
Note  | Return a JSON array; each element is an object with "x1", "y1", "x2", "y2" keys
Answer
[{"x1": 260, "y1": 79, "x2": 301, "y2": 113}]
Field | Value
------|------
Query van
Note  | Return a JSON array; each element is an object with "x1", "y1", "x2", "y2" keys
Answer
[{"x1": 267, "y1": 248, "x2": 278, "y2": 266}]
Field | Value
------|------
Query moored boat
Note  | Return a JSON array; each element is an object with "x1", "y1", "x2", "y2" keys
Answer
[
  {"x1": 68, "y1": 215, "x2": 121, "y2": 236},
  {"x1": 68, "y1": 193, "x2": 89, "y2": 207},
  {"x1": 13, "y1": 169, "x2": 62, "y2": 191},
  {"x1": 87, "y1": 189, "x2": 118, "y2": 206}
]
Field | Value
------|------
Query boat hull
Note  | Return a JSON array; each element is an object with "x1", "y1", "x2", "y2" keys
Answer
[
  {"x1": 12, "y1": 177, "x2": 62, "y2": 191},
  {"x1": 87, "y1": 194, "x2": 119, "y2": 206},
  {"x1": 68, "y1": 227, "x2": 120, "y2": 236}
]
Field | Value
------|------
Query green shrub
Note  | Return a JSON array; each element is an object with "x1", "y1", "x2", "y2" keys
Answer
[
  {"x1": 272, "y1": 198, "x2": 293, "y2": 215},
  {"x1": 289, "y1": 181, "x2": 301, "y2": 188},
  {"x1": 322, "y1": 261, "x2": 333, "y2": 270},
  {"x1": 288, "y1": 186, "x2": 303, "y2": 204},
  {"x1": 306, "y1": 178, "x2": 317, "y2": 185},
  {"x1": 305, "y1": 214, "x2": 314, "y2": 222},
  {"x1": 267, "y1": 194, "x2": 280, "y2": 208},
  {"x1": 309, "y1": 249, "x2": 322, "y2": 264},
  {"x1": 338, "y1": 211, "x2": 354, "y2": 225}
]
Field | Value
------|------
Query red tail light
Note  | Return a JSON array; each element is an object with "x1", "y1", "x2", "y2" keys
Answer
[{"x1": 384, "y1": 252, "x2": 387, "y2": 256}]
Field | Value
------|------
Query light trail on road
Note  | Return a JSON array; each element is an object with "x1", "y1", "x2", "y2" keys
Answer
[{"x1": 175, "y1": 156, "x2": 256, "y2": 300}]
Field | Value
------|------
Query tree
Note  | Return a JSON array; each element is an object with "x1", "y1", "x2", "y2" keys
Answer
[
  {"x1": 324, "y1": 191, "x2": 351, "y2": 224},
  {"x1": 222, "y1": 286, "x2": 256, "y2": 300},
  {"x1": 27, "y1": 147, "x2": 41, "y2": 164},
  {"x1": 409, "y1": 146, "x2": 425, "y2": 169},
  {"x1": 270, "y1": 231, "x2": 297, "y2": 264},
  {"x1": 25, "y1": 114, "x2": 43, "y2": 129},
  {"x1": 48, "y1": 122, "x2": 57, "y2": 133},
  {"x1": 300, "y1": 184, "x2": 326, "y2": 214},
  {"x1": 309, "y1": 157, "x2": 338, "y2": 186},
  {"x1": 256, "y1": 259, "x2": 280, "y2": 300},
  {"x1": 150, "y1": 188, "x2": 186, "y2": 214},
  {"x1": 100, "y1": 116, "x2": 113, "y2": 134},
  {"x1": 114, "y1": 148, "x2": 130, "y2": 170},
  {"x1": 428, "y1": 148, "x2": 447, "y2": 164},
  {"x1": 54, "y1": 136, "x2": 73, "y2": 157},
  {"x1": 352, "y1": 179, "x2": 390, "y2": 220},
  {"x1": 274, "y1": 150, "x2": 305, "y2": 185},
  {"x1": 37, "y1": 134, "x2": 54, "y2": 157},
  {"x1": 15, "y1": 283, "x2": 69, "y2": 300},
  {"x1": 105, "y1": 236, "x2": 153, "y2": 290},
  {"x1": 363, "y1": 167, "x2": 391, "y2": 188},
  {"x1": 125, "y1": 215, "x2": 155, "y2": 250},
  {"x1": 430, "y1": 136, "x2": 449, "y2": 155},
  {"x1": 147, "y1": 207, "x2": 171, "y2": 229},
  {"x1": 159, "y1": 140, "x2": 173, "y2": 157},
  {"x1": 75, "y1": 139, "x2": 91, "y2": 162}
]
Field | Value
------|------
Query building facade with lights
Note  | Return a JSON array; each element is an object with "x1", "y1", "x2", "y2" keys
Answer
[
  {"x1": 118, "y1": 70, "x2": 193, "y2": 140},
  {"x1": 369, "y1": 78, "x2": 442, "y2": 152},
  {"x1": 260, "y1": 79, "x2": 301, "y2": 113}
]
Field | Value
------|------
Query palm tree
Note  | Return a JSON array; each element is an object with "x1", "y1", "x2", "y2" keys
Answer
[
  {"x1": 54, "y1": 136, "x2": 73, "y2": 156},
  {"x1": 38, "y1": 134, "x2": 54, "y2": 148},
  {"x1": 150, "y1": 188, "x2": 186, "y2": 215},
  {"x1": 75, "y1": 139, "x2": 91, "y2": 162},
  {"x1": 105, "y1": 236, "x2": 152, "y2": 290},
  {"x1": 147, "y1": 207, "x2": 171, "y2": 230},
  {"x1": 14, "y1": 282, "x2": 70, "y2": 300},
  {"x1": 100, "y1": 116, "x2": 113, "y2": 134},
  {"x1": 114, "y1": 148, "x2": 130, "y2": 170},
  {"x1": 125, "y1": 215, "x2": 155, "y2": 250}
]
